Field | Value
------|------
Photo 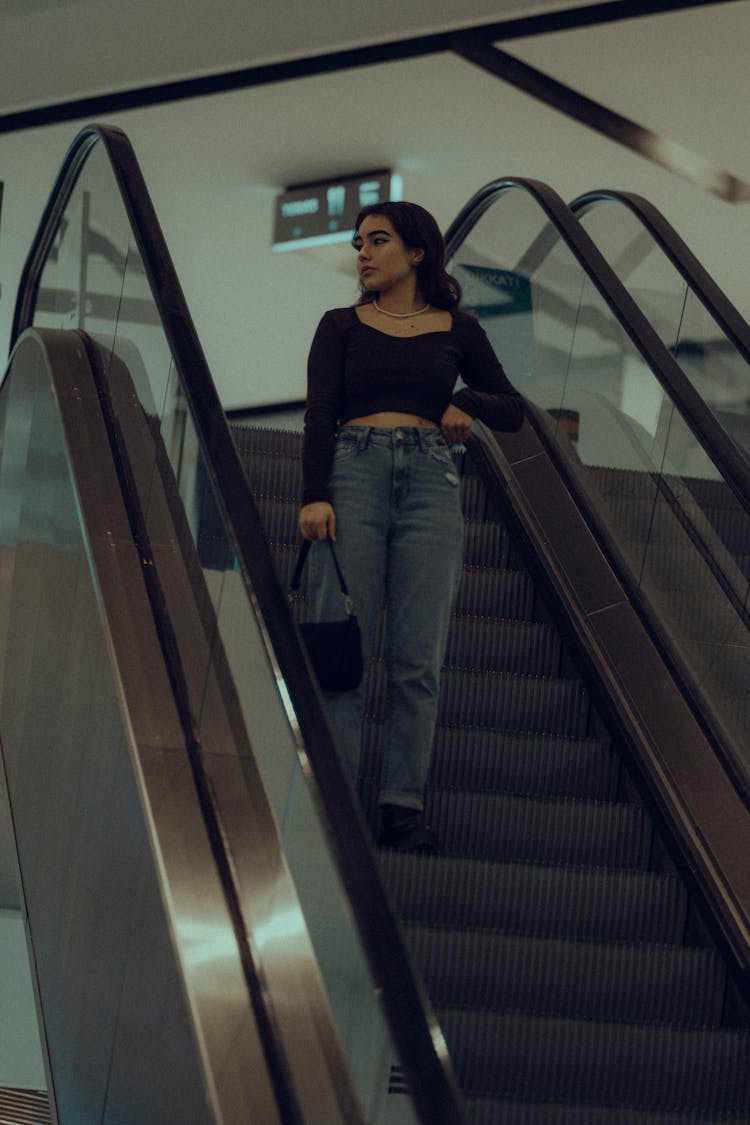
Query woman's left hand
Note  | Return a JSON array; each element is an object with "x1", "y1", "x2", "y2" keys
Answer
[{"x1": 440, "y1": 404, "x2": 474, "y2": 445}]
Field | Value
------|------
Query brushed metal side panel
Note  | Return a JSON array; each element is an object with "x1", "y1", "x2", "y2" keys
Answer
[
  {"x1": 0, "y1": 332, "x2": 282, "y2": 1124},
  {"x1": 100, "y1": 346, "x2": 371, "y2": 1124}
]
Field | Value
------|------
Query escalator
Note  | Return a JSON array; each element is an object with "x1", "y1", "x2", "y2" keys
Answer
[{"x1": 2, "y1": 126, "x2": 750, "y2": 1122}]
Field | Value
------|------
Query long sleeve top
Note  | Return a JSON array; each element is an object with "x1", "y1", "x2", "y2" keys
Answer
[{"x1": 302, "y1": 305, "x2": 523, "y2": 504}]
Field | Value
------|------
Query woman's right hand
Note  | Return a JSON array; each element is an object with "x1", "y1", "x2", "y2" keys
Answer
[{"x1": 299, "y1": 501, "x2": 336, "y2": 541}]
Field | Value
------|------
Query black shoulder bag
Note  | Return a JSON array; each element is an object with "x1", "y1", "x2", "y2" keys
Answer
[{"x1": 290, "y1": 540, "x2": 363, "y2": 692}]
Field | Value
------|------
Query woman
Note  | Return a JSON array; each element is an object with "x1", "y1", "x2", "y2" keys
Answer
[{"x1": 299, "y1": 200, "x2": 523, "y2": 850}]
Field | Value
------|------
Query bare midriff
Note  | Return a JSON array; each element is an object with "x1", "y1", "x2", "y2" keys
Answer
[{"x1": 344, "y1": 412, "x2": 435, "y2": 428}]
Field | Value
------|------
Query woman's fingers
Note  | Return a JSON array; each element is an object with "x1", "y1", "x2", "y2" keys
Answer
[
  {"x1": 440, "y1": 404, "x2": 473, "y2": 444},
  {"x1": 299, "y1": 501, "x2": 336, "y2": 540}
]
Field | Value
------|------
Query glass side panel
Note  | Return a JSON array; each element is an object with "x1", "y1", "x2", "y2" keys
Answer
[
  {"x1": 0, "y1": 336, "x2": 228, "y2": 1121},
  {"x1": 30, "y1": 139, "x2": 419, "y2": 1124},
  {"x1": 453, "y1": 188, "x2": 750, "y2": 790},
  {"x1": 577, "y1": 201, "x2": 750, "y2": 461}
]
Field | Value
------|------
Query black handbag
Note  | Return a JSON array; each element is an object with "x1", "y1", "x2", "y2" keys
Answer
[{"x1": 290, "y1": 540, "x2": 364, "y2": 692}]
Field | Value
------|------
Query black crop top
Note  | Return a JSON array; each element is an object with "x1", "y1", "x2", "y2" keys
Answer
[{"x1": 302, "y1": 305, "x2": 523, "y2": 503}]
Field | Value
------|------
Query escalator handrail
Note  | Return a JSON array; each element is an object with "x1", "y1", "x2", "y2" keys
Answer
[
  {"x1": 10, "y1": 124, "x2": 464, "y2": 1125},
  {"x1": 11, "y1": 130, "x2": 101, "y2": 347},
  {"x1": 569, "y1": 188, "x2": 750, "y2": 369},
  {"x1": 468, "y1": 415, "x2": 750, "y2": 978},
  {"x1": 444, "y1": 178, "x2": 750, "y2": 517}
]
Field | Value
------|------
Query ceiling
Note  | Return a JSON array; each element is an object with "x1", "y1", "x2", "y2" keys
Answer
[
  {"x1": 0, "y1": 0, "x2": 592, "y2": 118},
  {"x1": 0, "y1": 0, "x2": 748, "y2": 403},
  {"x1": 1, "y1": 0, "x2": 746, "y2": 195}
]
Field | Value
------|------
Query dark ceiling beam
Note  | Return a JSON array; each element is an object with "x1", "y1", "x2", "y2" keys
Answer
[{"x1": 452, "y1": 33, "x2": 750, "y2": 204}]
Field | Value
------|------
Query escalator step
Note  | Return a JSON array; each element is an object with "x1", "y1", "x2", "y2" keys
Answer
[
  {"x1": 597, "y1": 494, "x2": 692, "y2": 547},
  {"x1": 232, "y1": 424, "x2": 302, "y2": 458},
  {"x1": 464, "y1": 1095, "x2": 750, "y2": 1124},
  {"x1": 461, "y1": 472, "x2": 506, "y2": 521},
  {"x1": 362, "y1": 662, "x2": 592, "y2": 737},
  {"x1": 379, "y1": 854, "x2": 687, "y2": 945},
  {"x1": 432, "y1": 667, "x2": 593, "y2": 737},
  {"x1": 454, "y1": 566, "x2": 537, "y2": 622},
  {"x1": 423, "y1": 788, "x2": 652, "y2": 868},
  {"x1": 646, "y1": 584, "x2": 746, "y2": 643},
  {"x1": 254, "y1": 495, "x2": 303, "y2": 544},
  {"x1": 685, "y1": 474, "x2": 747, "y2": 509},
  {"x1": 243, "y1": 451, "x2": 303, "y2": 502},
  {"x1": 639, "y1": 540, "x2": 743, "y2": 592},
  {"x1": 363, "y1": 724, "x2": 621, "y2": 801},
  {"x1": 442, "y1": 616, "x2": 562, "y2": 676},
  {"x1": 406, "y1": 926, "x2": 725, "y2": 1025},
  {"x1": 462, "y1": 519, "x2": 514, "y2": 568},
  {"x1": 704, "y1": 508, "x2": 750, "y2": 559},
  {"x1": 438, "y1": 1007, "x2": 750, "y2": 1112},
  {"x1": 588, "y1": 466, "x2": 659, "y2": 501},
  {"x1": 371, "y1": 613, "x2": 562, "y2": 676},
  {"x1": 589, "y1": 466, "x2": 750, "y2": 575}
]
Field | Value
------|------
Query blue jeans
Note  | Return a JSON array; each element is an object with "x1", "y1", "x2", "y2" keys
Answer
[{"x1": 309, "y1": 426, "x2": 464, "y2": 810}]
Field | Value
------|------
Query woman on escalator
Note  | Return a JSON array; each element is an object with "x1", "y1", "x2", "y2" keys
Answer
[{"x1": 298, "y1": 200, "x2": 523, "y2": 851}]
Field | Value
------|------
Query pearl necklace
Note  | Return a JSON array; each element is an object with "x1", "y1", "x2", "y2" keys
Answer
[{"x1": 373, "y1": 299, "x2": 430, "y2": 318}]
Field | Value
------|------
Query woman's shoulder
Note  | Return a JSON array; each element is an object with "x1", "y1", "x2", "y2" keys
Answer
[
  {"x1": 451, "y1": 306, "x2": 480, "y2": 330},
  {"x1": 319, "y1": 306, "x2": 358, "y2": 328}
]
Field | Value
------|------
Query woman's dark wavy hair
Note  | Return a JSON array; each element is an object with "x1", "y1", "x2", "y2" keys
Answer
[{"x1": 352, "y1": 201, "x2": 462, "y2": 310}]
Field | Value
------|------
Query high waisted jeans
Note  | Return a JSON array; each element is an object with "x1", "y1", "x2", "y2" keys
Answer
[{"x1": 309, "y1": 426, "x2": 464, "y2": 810}]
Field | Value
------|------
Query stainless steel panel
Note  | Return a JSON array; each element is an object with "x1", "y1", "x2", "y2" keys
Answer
[{"x1": 0, "y1": 331, "x2": 283, "y2": 1123}]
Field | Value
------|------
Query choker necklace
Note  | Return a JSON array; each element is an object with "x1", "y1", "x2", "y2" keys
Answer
[{"x1": 373, "y1": 299, "x2": 430, "y2": 318}]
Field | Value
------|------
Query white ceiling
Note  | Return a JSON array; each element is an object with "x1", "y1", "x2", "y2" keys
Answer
[
  {"x1": 0, "y1": 0, "x2": 587, "y2": 116},
  {"x1": 0, "y1": 0, "x2": 748, "y2": 397},
  {"x1": 1, "y1": 0, "x2": 746, "y2": 196}
]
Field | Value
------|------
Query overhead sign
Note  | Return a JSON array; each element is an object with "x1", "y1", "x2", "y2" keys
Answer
[{"x1": 273, "y1": 170, "x2": 403, "y2": 251}]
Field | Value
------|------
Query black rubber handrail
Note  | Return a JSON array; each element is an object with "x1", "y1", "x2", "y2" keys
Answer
[
  {"x1": 570, "y1": 188, "x2": 750, "y2": 369},
  {"x1": 11, "y1": 125, "x2": 465, "y2": 1125},
  {"x1": 468, "y1": 415, "x2": 750, "y2": 981},
  {"x1": 445, "y1": 178, "x2": 750, "y2": 519}
]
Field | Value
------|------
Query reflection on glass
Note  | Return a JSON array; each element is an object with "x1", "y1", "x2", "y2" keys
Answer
[
  {"x1": 453, "y1": 188, "x2": 750, "y2": 789},
  {"x1": 29, "y1": 138, "x2": 420, "y2": 1123},
  {"x1": 577, "y1": 202, "x2": 750, "y2": 462}
]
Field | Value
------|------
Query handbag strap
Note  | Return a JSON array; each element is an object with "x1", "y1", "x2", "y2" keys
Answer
[{"x1": 290, "y1": 539, "x2": 355, "y2": 614}]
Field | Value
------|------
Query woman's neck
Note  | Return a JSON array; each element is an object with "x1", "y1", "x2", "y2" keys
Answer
[{"x1": 374, "y1": 282, "x2": 425, "y2": 316}]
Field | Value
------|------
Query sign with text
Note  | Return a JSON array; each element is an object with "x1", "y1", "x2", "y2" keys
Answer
[{"x1": 273, "y1": 170, "x2": 402, "y2": 251}]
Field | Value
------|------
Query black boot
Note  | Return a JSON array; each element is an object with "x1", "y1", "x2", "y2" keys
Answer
[{"x1": 378, "y1": 803, "x2": 438, "y2": 853}]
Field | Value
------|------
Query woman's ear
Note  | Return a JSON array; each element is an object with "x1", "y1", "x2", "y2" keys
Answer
[{"x1": 411, "y1": 248, "x2": 425, "y2": 266}]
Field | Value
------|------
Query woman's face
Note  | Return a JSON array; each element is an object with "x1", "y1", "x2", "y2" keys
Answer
[{"x1": 353, "y1": 214, "x2": 423, "y2": 295}]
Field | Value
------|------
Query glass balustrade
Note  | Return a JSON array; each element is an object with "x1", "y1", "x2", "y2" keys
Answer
[{"x1": 452, "y1": 185, "x2": 750, "y2": 790}]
